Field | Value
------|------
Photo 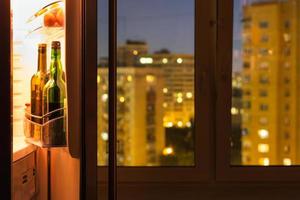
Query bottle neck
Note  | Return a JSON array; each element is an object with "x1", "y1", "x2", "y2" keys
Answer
[
  {"x1": 38, "y1": 49, "x2": 47, "y2": 73},
  {"x1": 50, "y1": 48, "x2": 63, "y2": 81}
]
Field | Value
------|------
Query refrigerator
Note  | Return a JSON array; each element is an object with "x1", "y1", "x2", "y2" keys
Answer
[{"x1": 0, "y1": 0, "x2": 97, "y2": 199}]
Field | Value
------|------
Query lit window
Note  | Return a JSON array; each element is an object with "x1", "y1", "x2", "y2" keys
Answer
[
  {"x1": 231, "y1": 107, "x2": 239, "y2": 115},
  {"x1": 283, "y1": 158, "x2": 292, "y2": 166},
  {"x1": 258, "y1": 129, "x2": 269, "y2": 139},
  {"x1": 133, "y1": 50, "x2": 138, "y2": 55},
  {"x1": 283, "y1": 33, "x2": 291, "y2": 42},
  {"x1": 162, "y1": 147, "x2": 174, "y2": 156},
  {"x1": 176, "y1": 97, "x2": 183, "y2": 103},
  {"x1": 176, "y1": 58, "x2": 183, "y2": 64},
  {"x1": 119, "y1": 96, "x2": 125, "y2": 103},
  {"x1": 258, "y1": 144, "x2": 269, "y2": 153},
  {"x1": 259, "y1": 117, "x2": 268, "y2": 125},
  {"x1": 140, "y1": 57, "x2": 153, "y2": 64},
  {"x1": 146, "y1": 75, "x2": 155, "y2": 82},
  {"x1": 127, "y1": 75, "x2": 133, "y2": 82},
  {"x1": 259, "y1": 158, "x2": 270, "y2": 166},
  {"x1": 259, "y1": 62, "x2": 269, "y2": 69},
  {"x1": 162, "y1": 58, "x2": 168, "y2": 64},
  {"x1": 177, "y1": 121, "x2": 183, "y2": 127},
  {"x1": 186, "y1": 121, "x2": 192, "y2": 128},
  {"x1": 284, "y1": 62, "x2": 291, "y2": 68},
  {"x1": 101, "y1": 94, "x2": 108, "y2": 102},
  {"x1": 186, "y1": 92, "x2": 193, "y2": 99},
  {"x1": 284, "y1": 145, "x2": 290, "y2": 154},
  {"x1": 101, "y1": 132, "x2": 108, "y2": 141}
]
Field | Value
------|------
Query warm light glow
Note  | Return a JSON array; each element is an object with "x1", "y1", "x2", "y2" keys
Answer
[
  {"x1": 231, "y1": 107, "x2": 239, "y2": 115},
  {"x1": 177, "y1": 121, "x2": 183, "y2": 127},
  {"x1": 163, "y1": 102, "x2": 168, "y2": 108},
  {"x1": 146, "y1": 75, "x2": 155, "y2": 82},
  {"x1": 163, "y1": 88, "x2": 168, "y2": 93},
  {"x1": 127, "y1": 75, "x2": 133, "y2": 82},
  {"x1": 283, "y1": 158, "x2": 292, "y2": 166},
  {"x1": 97, "y1": 75, "x2": 101, "y2": 84},
  {"x1": 258, "y1": 144, "x2": 269, "y2": 153},
  {"x1": 101, "y1": 132, "x2": 108, "y2": 141},
  {"x1": 162, "y1": 58, "x2": 168, "y2": 64},
  {"x1": 119, "y1": 96, "x2": 125, "y2": 103},
  {"x1": 163, "y1": 147, "x2": 174, "y2": 156},
  {"x1": 177, "y1": 58, "x2": 183, "y2": 64},
  {"x1": 101, "y1": 94, "x2": 108, "y2": 102},
  {"x1": 186, "y1": 92, "x2": 193, "y2": 99},
  {"x1": 133, "y1": 50, "x2": 138, "y2": 55},
  {"x1": 258, "y1": 129, "x2": 269, "y2": 139},
  {"x1": 176, "y1": 97, "x2": 183, "y2": 103},
  {"x1": 259, "y1": 158, "x2": 270, "y2": 166},
  {"x1": 164, "y1": 122, "x2": 173, "y2": 128},
  {"x1": 177, "y1": 92, "x2": 183, "y2": 98},
  {"x1": 186, "y1": 121, "x2": 192, "y2": 127},
  {"x1": 140, "y1": 57, "x2": 153, "y2": 64}
]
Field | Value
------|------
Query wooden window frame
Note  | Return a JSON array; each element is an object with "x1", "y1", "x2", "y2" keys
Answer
[{"x1": 97, "y1": 0, "x2": 216, "y2": 183}]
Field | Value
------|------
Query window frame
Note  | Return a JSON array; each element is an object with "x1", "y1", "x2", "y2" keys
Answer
[
  {"x1": 216, "y1": 0, "x2": 300, "y2": 181},
  {"x1": 97, "y1": 0, "x2": 216, "y2": 183}
]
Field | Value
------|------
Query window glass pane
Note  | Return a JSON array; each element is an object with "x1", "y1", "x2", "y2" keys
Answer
[
  {"x1": 232, "y1": 0, "x2": 300, "y2": 166},
  {"x1": 97, "y1": 0, "x2": 195, "y2": 166}
]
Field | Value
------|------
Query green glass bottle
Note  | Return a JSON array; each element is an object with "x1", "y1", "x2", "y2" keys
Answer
[
  {"x1": 31, "y1": 44, "x2": 48, "y2": 140},
  {"x1": 43, "y1": 41, "x2": 66, "y2": 146}
]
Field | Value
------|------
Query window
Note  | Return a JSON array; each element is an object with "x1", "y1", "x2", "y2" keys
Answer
[
  {"x1": 260, "y1": 35, "x2": 269, "y2": 43},
  {"x1": 259, "y1": 21, "x2": 269, "y2": 29},
  {"x1": 260, "y1": 104, "x2": 268, "y2": 111},
  {"x1": 98, "y1": 0, "x2": 195, "y2": 167},
  {"x1": 259, "y1": 75, "x2": 269, "y2": 84},
  {"x1": 259, "y1": 90, "x2": 268, "y2": 97}
]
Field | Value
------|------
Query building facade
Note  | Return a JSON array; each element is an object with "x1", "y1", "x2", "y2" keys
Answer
[
  {"x1": 97, "y1": 67, "x2": 165, "y2": 166},
  {"x1": 241, "y1": 0, "x2": 300, "y2": 165}
]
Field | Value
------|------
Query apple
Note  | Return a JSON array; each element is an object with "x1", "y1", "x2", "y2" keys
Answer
[{"x1": 44, "y1": 12, "x2": 56, "y2": 27}]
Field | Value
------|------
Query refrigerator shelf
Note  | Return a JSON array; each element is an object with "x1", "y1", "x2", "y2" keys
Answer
[
  {"x1": 24, "y1": 108, "x2": 67, "y2": 148},
  {"x1": 26, "y1": 27, "x2": 64, "y2": 40},
  {"x1": 26, "y1": 1, "x2": 65, "y2": 39}
]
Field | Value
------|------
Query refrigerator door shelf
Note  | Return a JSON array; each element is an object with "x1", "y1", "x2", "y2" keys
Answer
[{"x1": 24, "y1": 108, "x2": 67, "y2": 148}]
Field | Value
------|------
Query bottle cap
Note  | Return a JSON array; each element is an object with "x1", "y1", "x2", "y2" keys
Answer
[
  {"x1": 38, "y1": 43, "x2": 47, "y2": 53},
  {"x1": 52, "y1": 41, "x2": 61, "y2": 49}
]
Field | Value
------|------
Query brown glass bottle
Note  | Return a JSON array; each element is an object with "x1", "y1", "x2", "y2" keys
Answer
[{"x1": 30, "y1": 44, "x2": 48, "y2": 140}]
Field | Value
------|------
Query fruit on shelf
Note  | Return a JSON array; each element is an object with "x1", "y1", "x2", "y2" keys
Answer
[{"x1": 44, "y1": 7, "x2": 64, "y2": 27}]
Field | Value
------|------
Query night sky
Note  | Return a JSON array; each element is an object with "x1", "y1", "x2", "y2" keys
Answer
[
  {"x1": 98, "y1": 0, "x2": 247, "y2": 71},
  {"x1": 98, "y1": 0, "x2": 194, "y2": 59}
]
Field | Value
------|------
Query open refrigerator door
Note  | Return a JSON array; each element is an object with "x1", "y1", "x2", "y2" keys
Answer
[{"x1": 11, "y1": 0, "x2": 80, "y2": 199}]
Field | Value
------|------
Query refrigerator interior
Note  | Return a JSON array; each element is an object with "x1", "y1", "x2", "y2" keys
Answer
[{"x1": 11, "y1": 0, "x2": 80, "y2": 199}]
